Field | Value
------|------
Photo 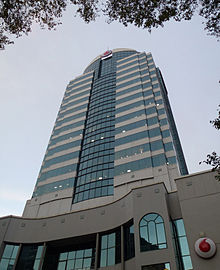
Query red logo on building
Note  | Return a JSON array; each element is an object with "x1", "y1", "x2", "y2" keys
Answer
[
  {"x1": 195, "y1": 238, "x2": 216, "y2": 258},
  {"x1": 101, "y1": 50, "x2": 112, "y2": 60}
]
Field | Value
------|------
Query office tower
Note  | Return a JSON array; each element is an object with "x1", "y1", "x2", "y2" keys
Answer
[
  {"x1": 23, "y1": 48, "x2": 188, "y2": 218},
  {"x1": 1, "y1": 49, "x2": 219, "y2": 270}
]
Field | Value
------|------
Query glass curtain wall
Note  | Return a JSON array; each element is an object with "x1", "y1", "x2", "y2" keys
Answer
[
  {"x1": 171, "y1": 219, "x2": 193, "y2": 270},
  {"x1": 73, "y1": 51, "x2": 138, "y2": 204},
  {"x1": 73, "y1": 58, "x2": 116, "y2": 203},
  {"x1": 0, "y1": 244, "x2": 19, "y2": 270}
]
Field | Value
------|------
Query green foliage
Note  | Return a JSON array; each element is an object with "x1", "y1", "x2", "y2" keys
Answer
[
  {"x1": 210, "y1": 105, "x2": 220, "y2": 130},
  {"x1": 0, "y1": 0, "x2": 67, "y2": 49},
  {"x1": 200, "y1": 152, "x2": 220, "y2": 180},
  {"x1": 200, "y1": 105, "x2": 220, "y2": 180},
  {"x1": 0, "y1": 0, "x2": 219, "y2": 49}
]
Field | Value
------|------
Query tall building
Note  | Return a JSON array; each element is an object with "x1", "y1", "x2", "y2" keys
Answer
[
  {"x1": 23, "y1": 48, "x2": 187, "y2": 218},
  {"x1": 1, "y1": 49, "x2": 219, "y2": 270}
]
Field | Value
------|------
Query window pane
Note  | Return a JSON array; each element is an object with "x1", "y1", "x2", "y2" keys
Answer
[
  {"x1": 66, "y1": 259, "x2": 75, "y2": 270},
  {"x1": 84, "y1": 249, "x2": 92, "y2": 257},
  {"x1": 100, "y1": 250, "x2": 107, "y2": 267},
  {"x1": 175, "y1": 219, "x2": 185, "y2": 236},
  {"x1": 59, "y1": 252, "x2": 68, "y2": 261},
  {"x1": 68, "y1": 251, "x2": 75, "y2": 259},
  {"x1": 57, "y1": 261, "x2": 66, "y2": 270},
  {"x1": 179, "y1": 237, "x2": 190, "y2": 256},
  {"x1": 107, "y1": 248, "x2": 115, "y2": 266},
  {"x1": 155, "y1": 215, "x2": 163, "y2": 224},
  {"x1": 0, "y1": 259, "x2": 9, "y2": 269},
  {"x1": 75, "y1": 258, "x2": 83, "y2": 268},
  {"x1": 148, "y1": 222, "x2": 157, "y2": 245},
  {"x1": 3, "y1": 245, "x2": 13, "y2": 258},
  {"x1": 9, "y1": 259, "x2": 15, "y2": 265},
  {"x1": 33, "y1": 259, "x2": 40, "y2": 270},
  {"x1": 11, "y1": 246, "x2": 19, "y2": 259},
  {"x1": 76, "y1": 250, "x2": 84, "y2": 259},
  {"x1": 140, "y1": 226, "x2": 148, "y2": 241},
  {"x1": 108, "y1": 233, "x2": 115, "y2": 248},
  {"x1": 101, "y1": 235, "x2": 108, "y2": 249},
  {"x1": 140, "y1": 213, "x2": 167, "y2": 252},
  {"x1": 157, "y1": 223, "x2": 166, "y2": 243},
  {"x1": 182, "y1": 256, "x2": 193, "y2": 270},
  {"x1": 146, "y1": 213, "x2": 157, "y2": 221},
  {"x1": 83, "y1": 258, "x2": 91, "y2": 268},
  {"x1": 36, "y1": 246, "x2": 43, "y2": 259},
  {"x1": 140, "y1": 218, "x2": 147, "y2": 226}
]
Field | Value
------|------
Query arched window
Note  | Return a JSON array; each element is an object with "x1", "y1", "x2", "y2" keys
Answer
[{"x1": 139, "y1": 213, "x2": 167, "y2": 252}]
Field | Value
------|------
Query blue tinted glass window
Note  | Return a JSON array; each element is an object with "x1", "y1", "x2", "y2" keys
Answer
[
  {"x1": 152, "y1": 154, "x2": 166, "y2": 167},
  {"x1": 152, "y1": 83, "x2": 159, "y2": 89},
  {"x1": 164, "y1": 142, "x2": 173, "y2": 151},
  {"x1": 50, "y1": 129, "x2": 82, "y2": 146},
  {"x1": 167, "y1": 156, "x2": 176, "y2": 164},
  {"x1": 38, "y1": 164, "x2": 77, "y2": 182},
  {"x1": 140, "y1": 213, "x2": 167, "y2": 252},
  {"x1": 33, "y1": 178, "x2": 75, "y2": 197},
  {"x1": 145, "y1": 97, "x2": 155, "y2": 106},
  {"x1": 115, "y1": 119, "x2": 146, "y2": 134},
  {"x1": 66, "y1": 83, "x2": 91, "y2": 95},
  {"x1": 115, "y1": 143, "x2": 150, "y2": 160},
  {"x1": 61, "y1": 95, "x2": 89, "y2": 111},
  {"x1": 116, "y1": 77, "x2": 141, "y2": 90},
  {"x1": 143, "y1": 82, "x2": 151, "y2": 90},
  {"x1": 150, "y1": 140, "x2": 163, "y2": 151},
  {"x1": 116, "y1": 92, "x2": 142, "y2": 105},
  {"x1": 117, "y1": 65, "x2": 139, "y2": 77},
  {"x1": 147, "y1": 116, "x2": 158, "y2": 126},
  {"x1": 100, "y1": 229, "x2": 121, "y2": 267},
  {"x1": 117, "y1": 71, "x2": 140, "y2": 83},
  {"x1": 53, "y1": 120, "x2": 85, "y2": 136},
  {"x1": 115, "y1": 131, "x2": 148, "y2": 146},
  {"x1": 15, "y1": 244, "x2": 44, "y2": 270},
  {"x1": 162, "y1": 130, "x2": 170, "y2": 138},
  {"x1": 149, "y1": 127, "x2": 161, "y2": 138},
  {"x1": 46, "y1": 140, "x2": 81, "y2": 157},
  {"x1": 116, "y1": 84, "x2": 142, "y2": 97},
  {"x1": 146, "y1": 107, "x2": 157, "y2": 115},
  {"x1": 172, "y1": 219, "x2": 193, "y2": 270},
  {"x1": 42, "y1": 151, "x2": 79, "y2": 170},
  {"x1": 0, "y1": 244, "x2": 19, "y2": 270},
  {"x1": 160, "y1": 118, "x2": 167, "y2": 126},
  {"x1": 57, "y1": 247, "x2": 95, "y2": 270},
  {"x1": 56, "y1": 111, "x2": 86, "y2": 127},
  {"x1": 73, "y1": 71, "x2": 115, "y2": 204},
  {"x1": 115, "y1": 157, "x2": 152, "y2": 175},
  {"x1": 63, "y1": 89, "x2": 89, "y2": 104},
  {"x1": 158, "y1": 108, "x2": 165, "y2": 115},
  {"x1": 116, "y1": 100, "x2": 144, "y2": 114},
  {"x1": 117, "y1": 60, "x2": 139, "y2": 71},
  {"x1": 154, "y1": 91, "x2": 161, "y2": 96},
  {"x1": 59, "y1": 103, "x2": 88, "y2": 119},
  {"x1": 116, "y1": 109, "x2": 145, "y2": 124}
]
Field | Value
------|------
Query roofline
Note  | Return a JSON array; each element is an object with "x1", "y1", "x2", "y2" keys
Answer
[{"x1": 84, "y1": 48, "x2": 137, "y2": 71}]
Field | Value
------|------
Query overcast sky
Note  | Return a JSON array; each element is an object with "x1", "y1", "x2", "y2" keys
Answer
[{"x1": 0, "y1": 9, "x2": 219, "y2": 217}]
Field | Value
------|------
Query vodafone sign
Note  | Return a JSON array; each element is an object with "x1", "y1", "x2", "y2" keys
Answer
[
  {"x1": 101, "y1": 50, "x2": 112, "y2": 60},
  {"x1": 195, "y1": 238, "x2": 216, "y2": 258}
]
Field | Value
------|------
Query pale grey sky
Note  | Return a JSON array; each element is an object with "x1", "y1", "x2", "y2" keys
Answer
[{"x1": 0, "y1": 10, "x2": 219, "y2": 217}]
